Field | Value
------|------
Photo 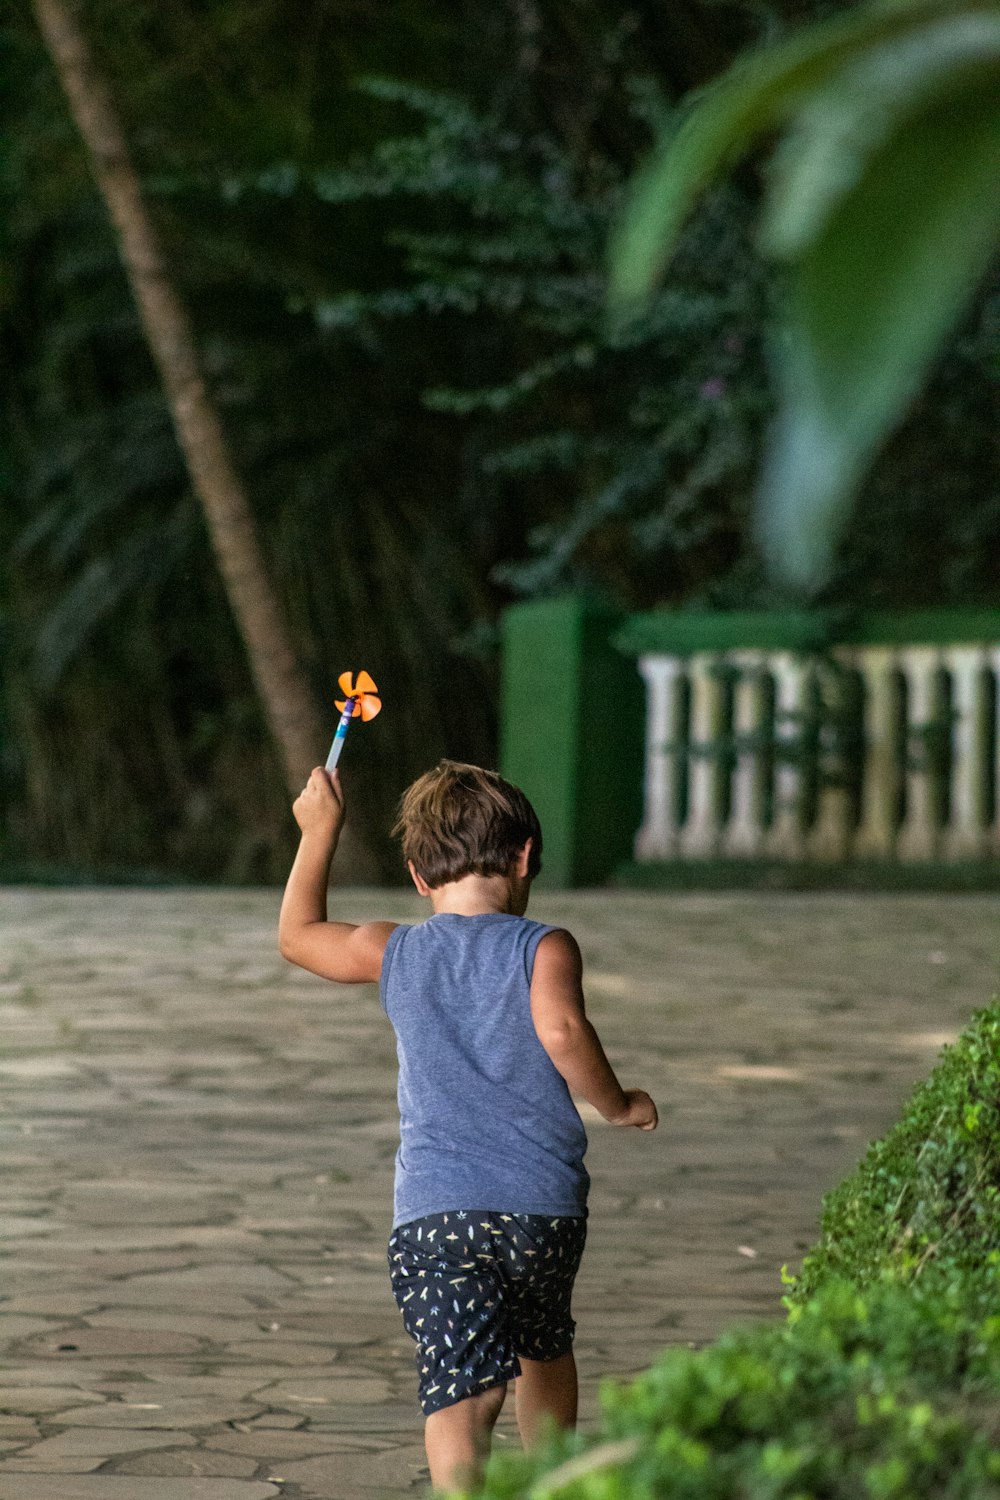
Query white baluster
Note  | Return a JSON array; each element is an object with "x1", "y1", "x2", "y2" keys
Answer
[
  {"x1": 897, "y1": 646, "x2": 944, "y2": 862},
  {"x1": 635, "y1": 655, "x2": 685, "y2": 860},
  {"x1": 681, "y1": 651, "x2": 727, "y2": 858},
  {"x1": 766, "y1": 651, "x2": 808, "y2": 860},
  {"x1": 944, "y1": 646, "x2": 989, "y2": 860},
  {"x1": 852, "y1": 647, "x2": 901, "y2": 859},
  {"x1": 723, "y1": 651, "x2": 768, "y2": 858}
]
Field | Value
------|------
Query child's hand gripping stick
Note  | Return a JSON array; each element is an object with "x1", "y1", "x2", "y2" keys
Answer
[{"x1": 325, "y1": 670, "x2": 382, "y2": 771}]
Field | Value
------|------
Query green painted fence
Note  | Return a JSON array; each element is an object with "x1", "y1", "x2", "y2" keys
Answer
[
  {"x1": 500, "y1": 595, "x2": 1000, "y2": 886},
  {"x1": 499, "y1": 597, "x2": 643, "y2": 888}
]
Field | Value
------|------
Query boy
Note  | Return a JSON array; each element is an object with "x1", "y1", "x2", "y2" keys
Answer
[{"x1": 279, "y1": 759, "x2": 657, "y2": 1493}]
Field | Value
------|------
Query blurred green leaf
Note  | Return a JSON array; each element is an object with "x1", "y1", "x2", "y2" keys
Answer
[
  {"x1": 609, "y1": 0, "x2": 1000, "y2": 590},
  {"x1": 759, "y1": 12, "x2": 1000, "y2": 258},
  {"x1": 759, "y1": 73, "x2": 1000, "y2": 586},
  {"x1": 608, "y1": 0, "x2": 977, "y2": 313}
]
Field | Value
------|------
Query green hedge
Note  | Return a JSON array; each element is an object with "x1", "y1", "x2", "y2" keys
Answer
[
  {"x1": 462, "y1": 1279, "x2": 1000, "y2": 1499},
  {"x1": 791, "y1": 1005, "x2": 1000, "y2": 1301},
  {"x1": 460, "y1": 1003, "x2": 1000, "y2": 1500}
]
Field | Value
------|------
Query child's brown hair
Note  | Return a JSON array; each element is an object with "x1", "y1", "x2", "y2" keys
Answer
[{"x1": 393, "y1": 760, "x2": 542, "y2": 888}]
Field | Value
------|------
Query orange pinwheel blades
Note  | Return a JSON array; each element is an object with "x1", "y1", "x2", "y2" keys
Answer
[{"x1": 335, "y1": 669, "x2": 382, "y2": 720}]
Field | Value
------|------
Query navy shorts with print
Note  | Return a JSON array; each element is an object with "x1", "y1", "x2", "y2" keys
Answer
[{"x1": 388, "y1": 1210, "x2": 587, "y2": 1415}]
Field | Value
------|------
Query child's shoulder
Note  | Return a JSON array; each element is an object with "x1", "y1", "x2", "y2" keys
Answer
[
  {"x1": 533, "y1": 920, "x2": 577, "y2": 949},
  {"x1": 532, "y1": 924, "x2": 582, "y2": 976}
]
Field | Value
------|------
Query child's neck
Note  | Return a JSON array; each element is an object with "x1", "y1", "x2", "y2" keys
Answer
[{"x1": 428, "y1": 871, "x2": 530, "y2": 918}]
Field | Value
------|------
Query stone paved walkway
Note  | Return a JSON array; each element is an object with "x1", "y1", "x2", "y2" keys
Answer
[{"x1": 0, "y1": 887, "x2": 997, "y2": 1499}]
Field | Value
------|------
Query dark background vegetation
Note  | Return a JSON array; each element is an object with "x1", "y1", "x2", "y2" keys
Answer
[{"x1": 2, "y1": 0, "x2": 997, "y2": 882}]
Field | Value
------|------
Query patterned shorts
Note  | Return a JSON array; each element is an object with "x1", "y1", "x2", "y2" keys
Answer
[{"x1": 388, "y1": 1210, "x2": 587, "y2": 1415}]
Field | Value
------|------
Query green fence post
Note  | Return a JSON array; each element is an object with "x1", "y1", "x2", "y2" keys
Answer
[{"x1": 500, "y1": 595, "x2": 644, "y2": 887}]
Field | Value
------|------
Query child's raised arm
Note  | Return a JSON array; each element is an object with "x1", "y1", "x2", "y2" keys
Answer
[
  {"x1": 278, "y1": 767, "x2": 395, "y2": 983},
  {"x1": 530, "y1": 929, "x2": 658, "y2": 1130}
]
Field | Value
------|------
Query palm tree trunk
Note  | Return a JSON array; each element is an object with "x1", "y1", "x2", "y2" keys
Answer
[{"x1": 30, "y1": 0, "x2": 374, "y2": 880}]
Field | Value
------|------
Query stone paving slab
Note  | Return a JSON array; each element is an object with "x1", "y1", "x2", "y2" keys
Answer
[
  {"x1": 0, "y1": 1480, "x2": 279, "y2": 1499},
  {"x1": 0, "y1": 887, "x2": 997, "y2": 1496}
]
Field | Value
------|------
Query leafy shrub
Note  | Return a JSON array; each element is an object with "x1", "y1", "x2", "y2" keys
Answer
[
  {"x1": 461, "y1": 1003, "x2": 1000, "y2": 1499},
  {"x1": 463, "y1": 1278, "x2": 1000, "y2": 1498},
  {"x1": 791, "y1": 1003, "x2": 1000, "y2": 1301}
]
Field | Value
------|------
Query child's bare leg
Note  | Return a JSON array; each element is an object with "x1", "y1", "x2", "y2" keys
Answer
[
  {"x1": 424, "y1": 1383, "x2": 507, "y2": 1493},
  {"x1": 514, "y1": 1350, "x2": 578, "y2": 1449}
]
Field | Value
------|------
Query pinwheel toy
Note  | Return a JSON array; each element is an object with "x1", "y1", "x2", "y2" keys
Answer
[{"x1": 325, "y1": 670, "x2": 382, "y2": 771}]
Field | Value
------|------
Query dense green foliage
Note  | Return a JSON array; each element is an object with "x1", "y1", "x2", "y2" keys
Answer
[
  {"x1": 462, "y1": 1279, "x2": 1000, "y2": 1498},
  {"x1": 255, "y1": 83, "x2": 775, "y2": 610},
  {"x1": 461, "y1": 1004, "x2": 1000, "y2": 1498},
  {"x1": 2, "y1": 0, "x2": 997, "y2": 879},
  {"x1": 608, "y1": 1283, "x2": 1000, "y2": 1498},
  {"x1": 791, "y1": 1004, "x2": 1000, "y2": 1300},
  {"x1": 1, "y1": 0, "x2": 497, "y2": 879}
]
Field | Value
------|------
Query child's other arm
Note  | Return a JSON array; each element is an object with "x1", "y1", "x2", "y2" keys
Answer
[
  {"x1": 278, "y1": 767, "x2": 395, "y2": 983},
  {"x1": 530, "y1": 930, "x2": 658, "y2": 1130}
]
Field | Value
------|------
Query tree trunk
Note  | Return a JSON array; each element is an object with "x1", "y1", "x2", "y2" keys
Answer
[{"x1": 30, "y1": 0, "x2": 375, "y2": 881}]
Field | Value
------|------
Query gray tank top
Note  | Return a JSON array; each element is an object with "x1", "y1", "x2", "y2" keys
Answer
[{"x1": 380, "y1": 912, "x2": 589, "y2": 1227}]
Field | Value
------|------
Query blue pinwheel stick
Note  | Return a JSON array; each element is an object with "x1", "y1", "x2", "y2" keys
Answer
[
  {"x1": 325, "y1": 698, "x2": 357, "y2": 771},
  {"x1": 325, "y1": 670, "x2": 382, "y2": 771}
]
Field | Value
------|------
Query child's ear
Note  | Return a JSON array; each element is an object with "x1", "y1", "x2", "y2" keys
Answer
[
  {"x1": 408, "y1": 860, "x2": 433, "y2": 897},
  {"x1": 515, "y1": 838, "x2": 534, "y2": 879}
]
